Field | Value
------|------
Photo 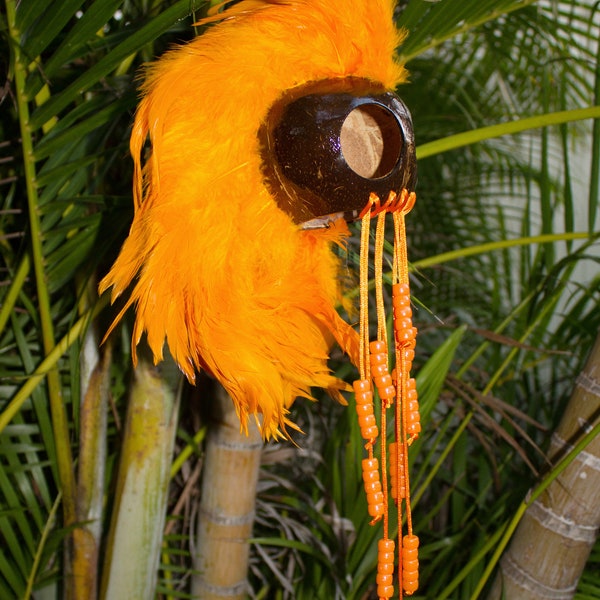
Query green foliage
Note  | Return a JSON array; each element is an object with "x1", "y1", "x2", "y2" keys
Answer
[
  {"x1": 1, "y1": 0, "x2": 599, "y2": 599},
  {"x1": 1, "y1": 1, "x2": 200, "y2": 596}
]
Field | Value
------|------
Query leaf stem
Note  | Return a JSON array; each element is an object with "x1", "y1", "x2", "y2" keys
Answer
[
  {"x1": 417, "y1": 106, "x2": 600, "y2": 159},
  {"x1": 412, "y1": 231, "x2": 594, "y2": 270},
  {"x1": 5, "y1": 0, "x2": 76, "y2": 527}
]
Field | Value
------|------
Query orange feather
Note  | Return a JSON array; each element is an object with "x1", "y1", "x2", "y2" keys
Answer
[{"x1": 99, "y1": 0, "x2": 408, "y2": 439}]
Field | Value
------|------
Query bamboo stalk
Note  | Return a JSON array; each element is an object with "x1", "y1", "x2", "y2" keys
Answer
[
  {"x1": 99, "y1": 356, "x2": 181, "y2": 600},
  {"x1": 72, "y1": 331, "x2": 111, "y2": 600},
  {"x1": 192, "y1": 383, "x2": 263, "y2": 600},
  {"x1": 487, "y1": 332, "x2": 600, "y2": 600}
]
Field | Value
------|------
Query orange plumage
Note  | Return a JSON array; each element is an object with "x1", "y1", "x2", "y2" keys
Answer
[{"x1": 99, "y1": 0, "x2": 408, "y2": 439}]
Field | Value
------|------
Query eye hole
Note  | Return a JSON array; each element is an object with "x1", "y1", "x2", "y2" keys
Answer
[
  {"x1": 340, "y1": 104, "x2": 403, "y2": 179},
  {"x1": 259, "y1": 77, "x2": 416, "y2": 224}
]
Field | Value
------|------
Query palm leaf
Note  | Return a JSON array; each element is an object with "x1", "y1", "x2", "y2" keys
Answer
[{"x1": 1, "y1": 1, "x2": 198, "y2": 595}]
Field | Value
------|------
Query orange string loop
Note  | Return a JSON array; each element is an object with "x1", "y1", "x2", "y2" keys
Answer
[{"x1": 359, "y1": 191, "x2": 381, "y2": 219}]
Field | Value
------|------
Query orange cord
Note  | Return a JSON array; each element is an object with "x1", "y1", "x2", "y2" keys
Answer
[
  {"x1": 354, "y1": 189, "x2": 419, "y2": 600},
  {"x1": 374, "y1": 210, "x2": 388, "y2": 345},
  {"x1": 392, "y1": 196, "x2": 420, "y2": 596},
  {"x1": 358, "y1": 205, "x2": 372, "y2": 384}
]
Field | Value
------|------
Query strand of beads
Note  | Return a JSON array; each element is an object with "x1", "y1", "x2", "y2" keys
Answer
[
  {"x1": 392, "y1": 283, "x2": 417, "y2": 367},
  {"x1": 369, "y1": 341, "x2": 396, "y2": 407},
  {"x1": 377, "y1": 538, "x2": 395, "y2": 599},
  {"x1": 353, "y1": 380, "x2": 379, "y2": 447},
  {"x1": 362, "y1": 458, "x2": 385, "y2": 522},
  {"x1": 391, "y1": 235, "x2": 420, "y2": 596},
  {"x1": 392, "y1": 282, "x2": 420, "y2": 445},
  {"x1": 387, "y1": 442, "x2": 406, "y2": 501},
  {"x1": 405, "y1": 377, "x2": 421, "y2": 443},
  {"x1": 402, "y1": 534, "x2": 419, "y2": 595}
]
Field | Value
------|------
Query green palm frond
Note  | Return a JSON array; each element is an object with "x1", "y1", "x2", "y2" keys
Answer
[{"x1": 1, "y1": 1, "x2": 198, "y2": 595}]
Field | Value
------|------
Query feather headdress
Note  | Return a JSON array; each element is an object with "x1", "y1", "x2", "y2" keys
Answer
[
  {"x1": 100, "y1": 1, "x2": 421, "y2": 596},
  {"x1": 100, "y1": 0, "x2": 407, "y2": 438}
]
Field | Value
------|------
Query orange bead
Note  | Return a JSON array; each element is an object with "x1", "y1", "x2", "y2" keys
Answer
[
  {"x1": 356, "y1": 392, "x2": 373, "y2": 405},
  {"x1": 363, "y1": 471, "x2": 381, "y2": 489},
  {"x1": 359, "y1": 410, "x2": 379, "y2": 440},
  {"x1": 377, "y1": 584, "x2": 394, "y2": 599},
  {"x1": 362, "y1": 425, "x2": 379, "y2": 440},
  {"x1": 358, "y1": 413, "x2": 376, "y2": 427},
  {"x1": 367, "y1": 501, "x2": 385, "y2": 518},
  {"x1": 374, "y1": 372, "x2": 393, "y2": 387},
  {"x1": 370, "y1": 340, "x2": 387, "y2": 354},
  {"x1": 388, "y1": 442, "x2": 406, "y2": 500},
  {"x1": 403, "y1": 558, "x2": 419, "y2": 571},
  {"x1": 396, "y1": 329, "x2": 415, "y2": 344},
  {"x1": 402, "y1": 348, "x2": 415, "y2": 362},
  {"x1": 378, "y1": 561, "x2": 394, "y2": 575},
  {"x1": 389, "y1": 444, "x2": 397, "y2": 465},
  {"x1": 393, "y1": 295, "x2": 410, "y2": 310},
  {"x1": 362, "y1": 460, "x2": 381, "y2": 492},
  {"x1": 378, "y1": 384, "x2": 396, "y2": 400},
  {"x1": 408, "y1": 409, "x2": 420, "y2": 421},
  {"x1": 354, "y1": 380, "x2": 374, "y2": 415},
  {"x1": 364, "y1": 480, "x2": 382, "y2": 494},
  {"x1": 392, "y1": 480, "x2": 406, "y2": 500},
  {"x1": 370, "y1": 352, "x2": 388, "y2": 366},
  {"x1": 408, "y1": 422, "x2": 421, "y2": 436},
  {"x1": 363, "y1": 458, "x2": 378, "y2": 471},
  {"x1": 355, "y1": 389, "x2": 373, "y2": 404},
  {"x1": 399, "y1": 478, "x2": 406, "y2": 498},
  {"x1": 371, "y1": 363, "x2": 389, "y2": 378},
  {"x1": 403, "y1": 534, "x2": 419, "y2": 549},
  {"x1": 407, "y1": 400, "x2": 418, "y2": 412},
  {"x1": 392, "y1": 282, "x2": 410, "y2": 300},
  {"x1": 379, "y1": 538, "x2": 395, "y2": 553},
  {"x1": 356, "y1": 403, "x2": 373, "y2": 417},
  {"x1": 395, "y1": 305, "x2": 412, "y2": 319},
  {"x1": 367, "y1": 490, "x2": 384, "y2": 504},
  {"x1": 362, "y1": 469, "x2": 379, "y2": 484},
  {"x1": 376, "y1": 573, "x2": 393, "y2": 586},
  {"x1": 353, "y1": 379, "x2": 370, "y2": 393},
  {"x1": 396, "y1": 317, "x2": 413, "y2": 331},
  {"x1": 403, "y1": 579, "x2": 418, "y2": 595}
]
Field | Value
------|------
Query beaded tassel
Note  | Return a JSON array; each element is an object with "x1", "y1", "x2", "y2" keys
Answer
[{"x1": 353, "y1": 188, "x2": 420, "y2": 599}]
